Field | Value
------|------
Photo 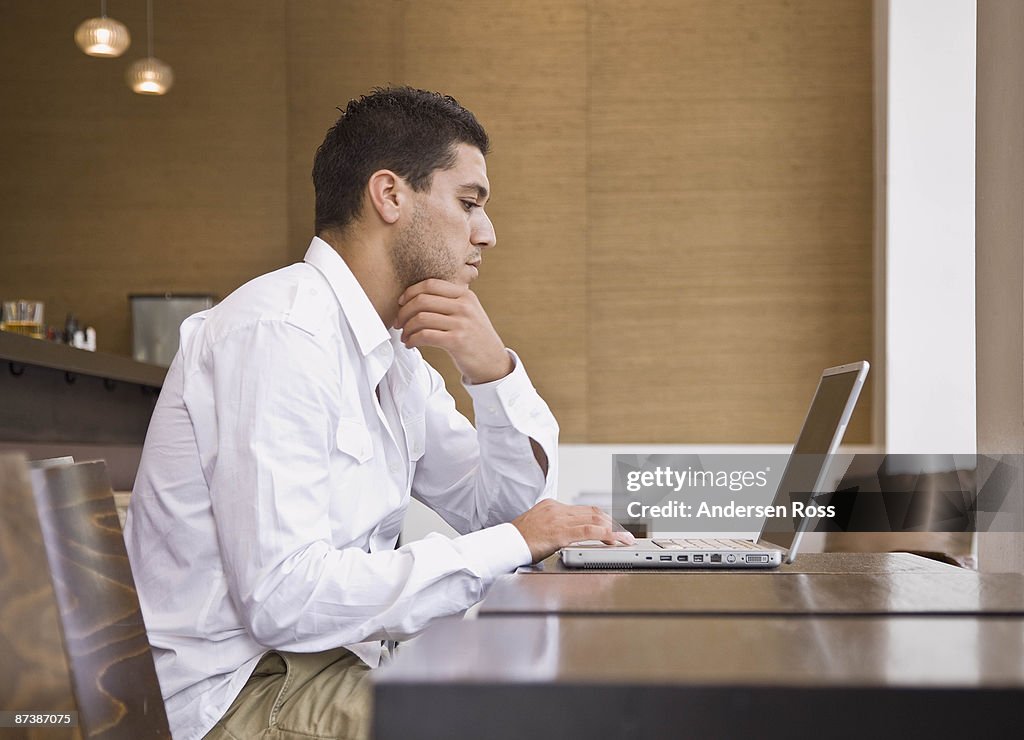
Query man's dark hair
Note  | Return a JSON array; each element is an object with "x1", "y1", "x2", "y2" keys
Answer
[{"x1": 313, "y1": 86, "x2": 490, "y2": 236}]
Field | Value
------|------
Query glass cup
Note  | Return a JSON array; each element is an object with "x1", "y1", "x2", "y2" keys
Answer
[{"x1": 1, "y1": 300, "x2": 45, "y2": 338}]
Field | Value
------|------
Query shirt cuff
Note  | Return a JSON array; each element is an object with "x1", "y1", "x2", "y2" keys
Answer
[
  {"x1": 451, "y1": 522, "x2": 533, "y2": 582},
  {"x1": 463, "y1": 349, "x2": 542, "y2": 429}
]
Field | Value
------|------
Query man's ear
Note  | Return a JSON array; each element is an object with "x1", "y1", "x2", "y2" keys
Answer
[{"x1": 366, "y1": 169, "x2": 404, "y2": 225}]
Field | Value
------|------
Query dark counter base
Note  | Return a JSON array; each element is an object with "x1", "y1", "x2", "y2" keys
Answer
[{"x1": 376, "y1": 684, "x2": 1020, "y2": 740}]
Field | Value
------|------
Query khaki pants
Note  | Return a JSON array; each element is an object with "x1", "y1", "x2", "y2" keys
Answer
[{"x1": 205, "y1": 647, "x2": 373, "y2": 740}]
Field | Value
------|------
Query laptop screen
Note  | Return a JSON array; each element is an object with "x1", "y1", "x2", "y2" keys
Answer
[{"x1": 759, "y1": 365, "x2": 865, "y2": 550}]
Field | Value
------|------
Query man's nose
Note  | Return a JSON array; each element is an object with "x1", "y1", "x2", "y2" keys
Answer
[{"x1": 473, "y1": 211, "x2": 497, "y2": 250}]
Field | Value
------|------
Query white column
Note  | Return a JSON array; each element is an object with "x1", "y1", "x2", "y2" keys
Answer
[{"x1": 884, "y1": 0, "x2": 977, "y2": 456}]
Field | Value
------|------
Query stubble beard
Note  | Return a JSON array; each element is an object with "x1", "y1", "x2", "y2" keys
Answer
[{"x1": 391, "y1": 202, "x2": 461, "y2": 288}]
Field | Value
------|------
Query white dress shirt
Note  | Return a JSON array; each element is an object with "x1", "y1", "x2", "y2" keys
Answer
[{"x1": 124, "y1": 237, "x2": 558, "y2": 740}]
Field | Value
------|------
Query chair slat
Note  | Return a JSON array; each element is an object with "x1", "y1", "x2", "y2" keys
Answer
[
  {"x1": 0, "y1": 453, "x2": 80, "y2": 739},
  {"x1": 31, "y1": 460, "x2": 170, "y2": 739}
]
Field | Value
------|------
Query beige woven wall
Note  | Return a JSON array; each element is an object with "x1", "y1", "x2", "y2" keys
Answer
[
  {"x1": 0, "y1": 0, "x2": 873, "y2": 444},
  {"x1": 0, "y1": 1, "x2": 290, "y2": 355},
  {"x1": 585, "y1": 0, "x2": 874, "y2": 443}
]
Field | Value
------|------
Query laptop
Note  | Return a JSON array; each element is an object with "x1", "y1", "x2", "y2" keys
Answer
[{"x1": 561, "y1": 361, "x2": 870, "y2": 569}]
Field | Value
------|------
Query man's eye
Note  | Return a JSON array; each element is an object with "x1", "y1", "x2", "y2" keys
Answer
[{"x1": 461, "y1": 200, "x2": 479, "y2": 211}]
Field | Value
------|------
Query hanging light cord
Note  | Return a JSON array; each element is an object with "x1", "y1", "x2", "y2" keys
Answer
[
  {"x1": 147, "y1": 0, "x2": 155, "y2": 57},
  {"x1": 100, "y1": 0, "x2": 107, "y2": 18}
]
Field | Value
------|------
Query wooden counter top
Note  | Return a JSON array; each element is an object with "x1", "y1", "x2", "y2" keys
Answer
[{"x1": 0, "y1": 331, "x2": 166, "y2": 388}]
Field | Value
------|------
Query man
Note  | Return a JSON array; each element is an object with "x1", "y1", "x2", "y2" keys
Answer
[{"x1": 125, "y1": 86, "x2": 633, "y2": 740}]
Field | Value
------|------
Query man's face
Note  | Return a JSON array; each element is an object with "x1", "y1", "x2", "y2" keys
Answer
[{"x1": 390, "y1": 143, "x2": 496, "y2": 288}]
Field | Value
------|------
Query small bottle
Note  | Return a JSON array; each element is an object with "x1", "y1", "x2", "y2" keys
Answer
[
  {"x1": 64, "y1": 314, "x2": 79, "y2": 345},
  {"x1": 84, "y1": 326, "x2": 97, "y2": 352}
]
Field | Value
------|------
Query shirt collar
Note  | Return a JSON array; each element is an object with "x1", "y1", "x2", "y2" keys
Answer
[{"x1": 303, "y1": 236, "x2": 391, "y2": 357}]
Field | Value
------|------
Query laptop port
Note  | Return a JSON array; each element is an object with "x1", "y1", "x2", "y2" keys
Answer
[
  {"x1": 746, "y1": 554, "x2": 769, "y2": 564},
  {"x1": 710, "y1": 554, "x2": 722, "y2": 563},
  {"x1": 677, "y1": 555, "x2": 688, "y2": 562},
  {"x1": 660, "y1": 555, "x2": 672, "y2": 561},
  {"x1": 693, "y1": 554, "x2": 704, "y2": 563}
]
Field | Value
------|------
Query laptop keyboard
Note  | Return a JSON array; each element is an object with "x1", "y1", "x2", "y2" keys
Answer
[{"x1": 652, "y1": 538, "x2": 762, "y2": 550}]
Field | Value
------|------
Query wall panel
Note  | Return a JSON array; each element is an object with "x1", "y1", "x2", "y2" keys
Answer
[
  {"x1": 588, "y1": 0, "x2": 873, "y2": 442},
  {"x1": 0, "y1": 1, "x2": 289, "y2": 356}
]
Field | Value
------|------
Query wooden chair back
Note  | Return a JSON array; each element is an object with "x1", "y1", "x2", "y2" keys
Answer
[
  {"x1": 29, "y1": 459, "x2": 170, "y2": 738},
  {"x1": 0, "y1": 452, "x2": 79, "y2": 738},
  {"x1": 29, "y1": 456, "x2": 75, "y2": 469}
]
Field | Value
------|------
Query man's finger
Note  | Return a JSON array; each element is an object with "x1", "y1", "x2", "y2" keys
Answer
[
  {"x1": 569, "y1": 524, "x2": 614, "y2": 543},
  {"x1": 567, "y1": 508, "x2": 614, "y2": 528},
  {"x1": 595, "y1": 530, "x2": 635, "y2": 546},
  {"x1": 394, "y1": 294, "x2": 459, "y2": 329},
  {"x1": 398, "y1": 278, "x2": 466, "y2": 306},
  {"x1": 402, "y1": 328, "x2": 450, "y2": 351},
  {"x1": 402, "y1": 312, "x2": 457, "y2": 340}
]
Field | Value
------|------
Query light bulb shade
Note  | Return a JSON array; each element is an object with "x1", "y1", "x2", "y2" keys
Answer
[
  {"x1": 127, "y1": 57, "x2": 174, "y2": 95},
  {"x1": 75, "y1": 17, "x2": 131, "y2": 57}
]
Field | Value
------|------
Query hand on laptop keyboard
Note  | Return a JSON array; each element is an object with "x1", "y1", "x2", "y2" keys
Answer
[{"x1": 512, "y1": 499, "x2": 636, "y2": 563}]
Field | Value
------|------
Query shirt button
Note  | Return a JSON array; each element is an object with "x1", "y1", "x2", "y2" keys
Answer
[
  {"x1": 389, "y1": 463, "x2": 399, "y2": 473},
  {"x1": 487, "y1": 405, "x2": 497, "y2": 415},
  {"x1": 508, "y1": 393, "x2": 519, "y2": 406}
]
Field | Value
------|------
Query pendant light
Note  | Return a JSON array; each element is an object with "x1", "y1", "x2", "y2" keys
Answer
[
  {"x1": 75, "y1": 1, "x2": 131, "y2": 58},
  {"x1": 126, "y1": 0, "x2": 173, "y2": 95}
]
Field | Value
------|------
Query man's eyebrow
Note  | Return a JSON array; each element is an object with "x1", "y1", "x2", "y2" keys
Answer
[{"x1": 458, "y1": 183, "x2": 490, "y2": 202}]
